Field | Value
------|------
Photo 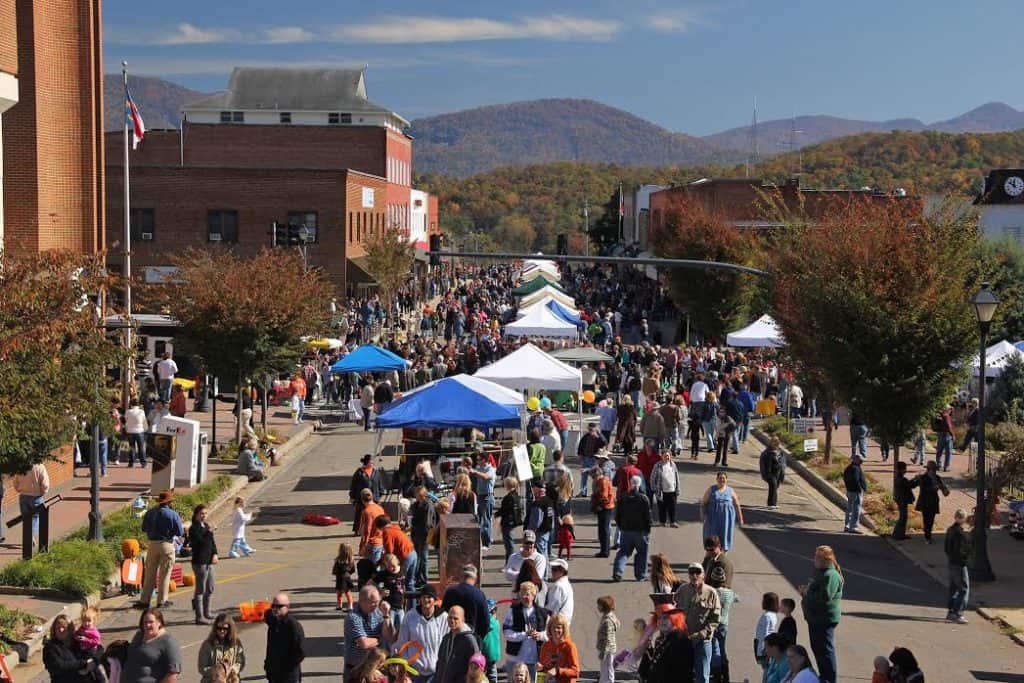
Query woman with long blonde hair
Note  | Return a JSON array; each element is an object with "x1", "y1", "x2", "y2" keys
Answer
[
  {"x1": 799, "y1": 545, "x2": 843, "y2": 683},
  {"x1": 448, "y1": 472, "x2": 478, "y2": 516},
  {"x1": 649, "y1": 554, "x2": 680, "y2": 595},
  {"x1": 538, "y1": 614, "x2": 581, "y2": 683}
]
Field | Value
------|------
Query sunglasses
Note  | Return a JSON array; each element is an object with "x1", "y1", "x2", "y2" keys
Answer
[
  {"x1": 216, "y1": 626, "x2": 230, "y2": 632},
  {"x1": 271, "y1": 603, "x2": 286, "y2": 609}
]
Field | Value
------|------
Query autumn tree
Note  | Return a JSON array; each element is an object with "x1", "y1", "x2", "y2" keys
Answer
[
  {"x1": 491, "y1": 215, "x2": 537, "y2": 252},
  {"x1": 0, "y1": 252, "x2": 123, "y2": 475},
  {"x1": 768, "y1": 197, "x2": 979, "y2": 485},
  {"x1": 150, "y1": 249, "x2": 334, "y2": 442},
  {"x1": 361, "y1": 226, "x2": 414, "y2": 312},
  {"x1": 649, "y1": 198, "x2": 764, "y2": 340}
]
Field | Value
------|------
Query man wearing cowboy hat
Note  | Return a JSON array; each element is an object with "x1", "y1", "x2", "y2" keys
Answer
[{"x1": 136, "y1": 489, "x2": 184, "y2": 609}]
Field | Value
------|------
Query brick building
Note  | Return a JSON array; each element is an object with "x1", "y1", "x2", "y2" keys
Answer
[
  {"x1": 649, "y1": 177, "x2": 907, "y2": 234},
  {"x1": 1, "y1": 0, "x2": 104, "y2": 255},
  {"x1": 1, "y1": 0, "x2": 105, "y2": 503},
  {"x1": 105, "y1": 67, "x2": 438, "y2": 291}
]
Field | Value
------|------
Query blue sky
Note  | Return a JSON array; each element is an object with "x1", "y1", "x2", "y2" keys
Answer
[{"x1": 103, "y1": 0, "x2": 1023, "y2": 136}]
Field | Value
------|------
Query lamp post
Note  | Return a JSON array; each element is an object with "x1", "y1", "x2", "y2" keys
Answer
[{"x1": 969, "y1": 282, "x2": 998, "y2": 582}]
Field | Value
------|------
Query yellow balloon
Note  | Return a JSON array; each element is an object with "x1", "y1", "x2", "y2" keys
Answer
[{"x1": 527, "y1": 397, "x2": 541, "y2": 411}]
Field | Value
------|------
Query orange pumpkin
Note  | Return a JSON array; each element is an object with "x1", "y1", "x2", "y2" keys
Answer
[
  {"x1": 168, "y1": 580, "x2": 178, "y2": 593},
  {"x1": 182, "y1": 574, "x2": 196, "y2": 587},
  {"x1": 121, "y1": 539, "x2": 141, "y2": 559}
]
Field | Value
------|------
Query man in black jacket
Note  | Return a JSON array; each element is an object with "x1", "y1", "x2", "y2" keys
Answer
[
  {"x1": 434, "y1": 606, "x2": 480, "y2": 683},
  {"x1": 440, "y1": 564, "x2": 491, "y2": 640},
  {"x1": 349, "y1": 454, "x2": 385, "y2": 534},
  {"x1": 842, "y1": 454, "x2": 867, "y2": 534},
  {"x1": 944, "y1": 508, "x2": 972, "y2": 624},
  {"x1": 264, "y1": 592, "x2": 305, "y2": 682},
  {"x1": 892, "y1": 461, "x2": 918, "y2": 540},
  {"x1": 612, "y1": 475, "x2": 652, "y2": 582},
  {"x1": 758, "y1": 436, "x2": 786, "y2": 509}
]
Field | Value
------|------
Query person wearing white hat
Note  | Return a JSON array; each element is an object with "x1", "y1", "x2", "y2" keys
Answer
[{"x1": 545, "y1": 558, "x2": 575, "y2": 623}]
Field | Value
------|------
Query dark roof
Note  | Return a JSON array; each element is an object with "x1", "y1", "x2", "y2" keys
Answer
[{"x1": 183, "y1": 67, "x2": 406, "y2": 121}]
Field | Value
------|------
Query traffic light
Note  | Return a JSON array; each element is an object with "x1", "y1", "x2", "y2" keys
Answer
[
  {"x1": 272, "y1": 221, "x2": 287, "y2": 247},
  {"x1": 556, "y1": 233, "x2": 568, "y2": 256},
  {"x1": 429, "y1": 234, "x2": 442, "y2": 266}
]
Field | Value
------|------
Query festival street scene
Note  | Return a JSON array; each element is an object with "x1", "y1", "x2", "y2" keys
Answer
[{"x1": 2, "y1": 2, "x2": 1024, "y2": 683}]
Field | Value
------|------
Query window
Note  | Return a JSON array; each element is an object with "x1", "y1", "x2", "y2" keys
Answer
[
  {"x1": 220, "y1": 111, "x2": 244, "y2": 123},
  {"x1": 328, "y1": 112, "x2": 352, "y2": 125},
  {"x1": 341, "y1": 113, "x2": 352, "y2": 124},
  {"x1": 130, "y1": 208, "x2": 155, "y2": 242},
  {"x1": 280, "y1": 112, "x2": 292, "y2": 124},
  {"x1": 208, "y1": 210, "x2": 238, "y2": 243},
  {"x1": 220, "y1": 111, "x2": 231, "y2": 123},
  {"x1": 287, "y1": 211, "x2": 318, "y2": 243}
]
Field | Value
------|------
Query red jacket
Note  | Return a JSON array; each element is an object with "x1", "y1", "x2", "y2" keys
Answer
[
  {"x1": 638, "y1": 447, "x2": 659, "y2": 480},
  {"x1": 615, "y1": 464, "x2": 643, "y2": 497}
]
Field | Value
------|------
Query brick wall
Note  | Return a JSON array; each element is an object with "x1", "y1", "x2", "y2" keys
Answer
[
  {"x1": 0, "y1": 0, "x2": 16, "y2": 77},
  {"x1": 106, "y1": 123, "x2": 391, "y2": 178},
  {"x1": 2, "y1": 449, "x2": 74, "y2": 513},
  {"x1": 105, "y1": 165, "x2": 388, "y2": 290},
  {"x1": 2, "y1": 0, "x2": 104, "y2": 255}
]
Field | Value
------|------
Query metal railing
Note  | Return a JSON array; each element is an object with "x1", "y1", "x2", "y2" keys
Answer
[{"x1": 966, "y1": 447, "x2": 1024, "y2": 501}]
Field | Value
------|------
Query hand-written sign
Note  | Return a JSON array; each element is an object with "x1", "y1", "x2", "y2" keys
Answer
[{"x1": 512, "y1": 445, "x2": 532, "y2": 482}]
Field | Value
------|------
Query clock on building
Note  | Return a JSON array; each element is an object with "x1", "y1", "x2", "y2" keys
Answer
[{"x1": 1004, "y1": 175, "x2": 1024, "y2": 197}]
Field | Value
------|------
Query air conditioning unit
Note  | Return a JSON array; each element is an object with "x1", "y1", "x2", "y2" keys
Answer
[
  {"x1": 209, "y1": 233, "x2": 222, "y2": 242},
  {"x1": 140, "y1": 232, "x2": 153, "y2": 241}
]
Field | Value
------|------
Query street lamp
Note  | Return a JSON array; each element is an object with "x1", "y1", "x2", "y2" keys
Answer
[{"x1": 969, "y1": 282, "x2": 998, "y2": 582}]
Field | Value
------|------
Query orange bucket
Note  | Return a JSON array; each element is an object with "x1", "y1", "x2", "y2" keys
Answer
[
  {"x1": 238, "y1": 602, "x2": 257, "y2": 622},
  {"x1": 253, "y1": 600, "x2": 272, "y2": 619}
]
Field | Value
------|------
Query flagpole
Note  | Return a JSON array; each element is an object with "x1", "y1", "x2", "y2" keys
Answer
[
  {"x1": 122, "y1": 62, "x2": 133, "y2": 409},
  {"x1": 618, "y1": 183, "x2": 623, "y2": 242}
]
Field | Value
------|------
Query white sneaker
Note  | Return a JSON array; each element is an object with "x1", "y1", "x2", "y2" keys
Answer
[{"x1": 481, "y1": 545, "x2": 490, "y2": 551}]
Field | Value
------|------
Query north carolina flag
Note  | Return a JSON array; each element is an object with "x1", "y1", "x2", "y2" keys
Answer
[{"x1": 125, "y1": 87, "x2": 145, "y2": 149}]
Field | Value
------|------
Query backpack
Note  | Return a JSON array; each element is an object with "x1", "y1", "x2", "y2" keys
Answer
[{"x1": 932, "y1": 415, "x2": 945, "y2": 433}]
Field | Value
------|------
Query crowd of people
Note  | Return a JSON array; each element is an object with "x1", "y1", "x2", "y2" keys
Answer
[{"x1": 38, "y1": 261, "x2": 933, "y2": 683}]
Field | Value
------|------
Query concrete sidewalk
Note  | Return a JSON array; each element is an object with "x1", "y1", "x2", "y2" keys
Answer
[{"x1": 799, "y1": 416, "x2": 1024, "y2": 640}]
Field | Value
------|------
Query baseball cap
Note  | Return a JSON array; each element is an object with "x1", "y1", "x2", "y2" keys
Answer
[
  {"x1": 418, "y1": 585, "x2": 438, "y2": 599},
  {"x1": 687, "y1": 562, "x2": 704, "y2": 573},
  {"x1": 550, "y1": 558, "x2": 569, "y2": 573},
  {"x1": 522, "y1": 530, "x2": 537, "y2": 544},
  {"x1": 462, "y1": 564, "x2": 478, "y2": 578}
]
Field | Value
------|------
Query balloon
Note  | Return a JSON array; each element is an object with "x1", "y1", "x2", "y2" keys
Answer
[
  {"x1": 582, "y1": 390, "x2": 596, "y2": 404},
  {"x1": 527, "y1": 397, "x2": 541, "y2": 411},
  {"x1": 539, "y1": 397, "x2": 552, "y2": 410}
]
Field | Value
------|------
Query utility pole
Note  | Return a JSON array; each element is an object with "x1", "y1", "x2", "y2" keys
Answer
[{"x1": 583, "y1": 199, "x2": 590, "y2": 256}]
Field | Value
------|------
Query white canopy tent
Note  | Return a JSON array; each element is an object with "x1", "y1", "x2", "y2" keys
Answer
[
  {"x1": 475, "y1": 343, "x2": 583, "y2": 393},
  {"x1": 516, "y1": 297, "x2": 581, "y2": 319},
  {"x1": 726, "y1": 314, "x2": 785, "y2": 348},
  {"x1": 503, "y1": 304, "x2": 580, "y2": 339},
  {"x1": 519, "y1": 286, "x2": 577, "y2": 309},
  {"x1": 519, "y1": 268, "x2": 561, "y2": 284},
  {"x1": 971, "y1": 340, "x2": 1024, "y2": 378}
]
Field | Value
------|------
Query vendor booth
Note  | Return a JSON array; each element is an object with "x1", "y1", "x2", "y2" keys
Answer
[
  {"x1": 518, "y1": 286, "x2": 577, "y2": 310},
  {"x1": 548, "y1": 346, "x2": 614, "y2": 363},
  {"x1": 475, "y1": 343, "x2": 583, "y2": 394},
  {"x1": 329, "y1": 345, "x2": 410, "y2": 373},
  {"x1": 512, "y1": 276, "x2": 567, "y2": 297},
  {"x1": 504, "y1": 305, "x2": 580, "y2": 339},
  {"x1": 726, "y1": 314, "x2": 785, "y2": 348}
]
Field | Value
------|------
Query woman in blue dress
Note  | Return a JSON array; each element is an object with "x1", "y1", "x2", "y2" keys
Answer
[{"x1": 700, "y1": 471, "x2": 745, "y2": 550}]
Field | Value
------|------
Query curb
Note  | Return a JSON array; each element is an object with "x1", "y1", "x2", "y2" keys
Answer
[{"x1": 977, "y1": 607, "x2": 1024, "y2": 647}]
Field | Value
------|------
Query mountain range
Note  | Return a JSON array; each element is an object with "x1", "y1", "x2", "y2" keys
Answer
[{"x1": 103, "y1": 75, "x2": 1024, "y2": 177}]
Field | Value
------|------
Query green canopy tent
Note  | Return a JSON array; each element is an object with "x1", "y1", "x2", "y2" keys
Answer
[{"x1": 512, "y1": 277, "x2": 567, "y2": 297}]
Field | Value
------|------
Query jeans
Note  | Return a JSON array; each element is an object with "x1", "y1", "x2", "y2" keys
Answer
[
  {"x1": 295, "y1": 398, "x2": 306, "y2": 422},
  {"x1": 612, "y1": 530, "x2": 649, "y2": 580},
  {"x1": 808, "y1": 623, "x2": 837, "y2": 683},
  {"x1": 948, "y1": 563, "x2": 969, "y2": 617},
  {"x1": 535, "y1": 530, "x2": 551, "y2": 557},
  {"x1": 710, "y1": 623, "x2": 728, "y2": 675},
  {"x1": 579, "y1": 459, "x2": 595, "y2": 496},
  {"x1": 18, "y1": 495, "x2": 44, "y2": 542},
  {"x1": 850, "y1": 425, "x2": 868, "y2": 458},
  {"x1": 478, "y1": 495, "x2": 494, "y2": 547},
  {"x1": 414, "y1": 539, "x2": 429, "y2": 586},
  {"x1": 98, "y1": 437, "x2": 108, "y2": 476},
  {"x1": 126, "y1": 432, "x2": 147, "y2": 466},
  {"x1": 656, "y1": 492, "x2": 677, "y2": 524},
  {"x1": 893, "y1": 504, "x2": 909, "y2": 539},
  {"x1": 740, "y1": 413, "x2": 751, "y2": 442},
  {"x1": 363, "y1": 406, "x2": 372, "y2": 430},
  {"x1": 597, "y1": 508, "x2": 612, "y2": 555},
  {"x1": 766, "y1": 478, "x2": 779, "y2": 507},
  {"x1": 845, "y1": 491, "x2": 863, "y2": 531},
  {"x1": 229, "y1": 538, "x2": 253, "y2": 556},
  {"x1": 501, "y1": 527, "x2": 515, "y2": 561},
  {"x1": 692, "y1": 638, "x2": 712, "y2": 683},
  {"x1": 730, "y1": 429, "x2": 740, "y2": 453},
  {"x1": 935, "y1": 433, "x2": 954, "y2": 470},
  {"x1": 402, "y1": 550, "x2": 418, "y2": 593},
  {"x1": 702, "y1": 420, "x2": 716, "y2": 452},
  {"x1": 158, "y1": 379, "x2": 172, "y2": 402},
  {"x1": 961, "y1": 429, "x2": 977, "y2": 453},
  {"x1": 807, "y1": 399, "x2": 818, "y2": 418}
]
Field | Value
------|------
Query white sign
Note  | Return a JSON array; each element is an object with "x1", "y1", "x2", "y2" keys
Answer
[
  {"x1": 793, "y1": 418, "x2": 816, "y2": 434},
  {"x1": 512, "y1": 444, "x2": 533, "y2": 482},
  {"x1": 803, "y1": 438, "x2": 819, "y2": 453},
  {"x1": 362, "y1": 187, "x2": 375, "y2": 208}
]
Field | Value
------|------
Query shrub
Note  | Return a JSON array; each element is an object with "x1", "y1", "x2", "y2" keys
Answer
[
  {"x1": 0, "y1": 540, "x2": 114, "y2": 598},
  {"x1": 986, "y1": 422, "x2": 1024, "y2": 452},
  {"x1": 0, "y1": 605, "x2": 42, "y2": 654}
]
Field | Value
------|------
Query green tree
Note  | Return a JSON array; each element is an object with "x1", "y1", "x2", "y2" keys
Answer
[
  {"x1": 648, "y1": 198, "x2": 763, "y2": 340},
  {"x1": 361, "y1": 226, "x2": 415, "y2": 312},
  {"x1": 990, "y1": 354, "x2": 1024, "y2": 424},
  {"x1": 151, "y1": 249, "x2": 334, "y2": 442},
  {"x1": 769, "y1": 197, "x2": 979, "y2": 485},
  {"x1": 588, "y1": 192, "x2": 621, "y2": 249},
  {"x1": 973, "y1": 236, "x2": 1024, "y2": 343},
  {"x1": 491, "y1": 215, "x2": 537, "y2": 252},
  {"x1": 0, "y1": 252, "x2": 123, "y2": 475}
]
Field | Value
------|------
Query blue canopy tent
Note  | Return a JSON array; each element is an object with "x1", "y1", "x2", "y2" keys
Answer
[
  {"x1": 330, "y1": 345, "x2": 410, "y2": 374},
  {"x1": 546, "y1": 300, "x2": 586, "y2": 328},
  {"x1": 375, "y1": 375, "x2": 524, "y2": 429}
]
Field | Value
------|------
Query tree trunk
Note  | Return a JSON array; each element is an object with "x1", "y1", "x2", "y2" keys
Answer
[
  {"x1": 235, "y1": 370, "x2": 244, "y2": 446},
  {"x1": 823, "y1": 410, "x2": 833, "y2": 465},
  {"x1": 261, "y1": 374, "x2": 269, "y2": 435}
]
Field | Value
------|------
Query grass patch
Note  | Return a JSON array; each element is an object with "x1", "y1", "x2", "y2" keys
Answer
[
  {"x1": 0, "y1": 540, "x2": 114, "y2": 598},
  {"x1": 0, "y1": 475, "x2": 235, "y2": 599},
  {"x1": 0, "y1": 605, "x2": 43, "y2": 654}
]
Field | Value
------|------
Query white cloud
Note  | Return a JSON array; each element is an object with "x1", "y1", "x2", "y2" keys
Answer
[
  {"x1": 329, "y1": 15, "x2": 621, "y2": 44},
  {"x1": 155, "y1": 22, "x2": 240, "y2": 45},
  {"x1": 645, "y1": 9, "x2": 702, "y2": 34},
  {"x1": 263, "y1": 26, "x2": 316, "y2": 44}
]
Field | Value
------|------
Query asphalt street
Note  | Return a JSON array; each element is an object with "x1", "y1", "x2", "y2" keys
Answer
[{"x1": 27, "y1": 417, "x2": 1024, "y2": 682}]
